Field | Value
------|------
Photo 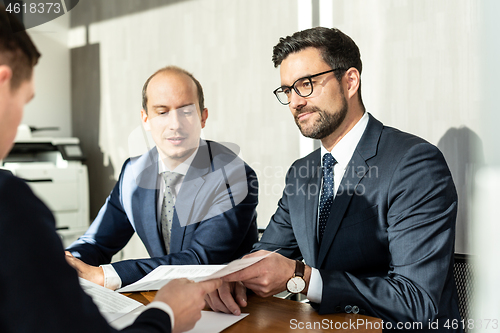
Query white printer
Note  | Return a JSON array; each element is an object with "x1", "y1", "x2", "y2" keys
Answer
[{"x1": 1, "y1": 125, "x2": 89, "y2": 247}]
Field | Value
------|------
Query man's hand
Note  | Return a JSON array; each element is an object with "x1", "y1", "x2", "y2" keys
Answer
[
  {"x1": 155, "y1": 278, "x2": 222, "y2": 333},
  {"x1": 223, "y1": 250, "x2": 310, "y2": 298},
  {"x1": 205, "y1": 281, "x2": 247, "y2": 315},
  {"x1": 65, "y1": 251, "x2": 105, "y2": 287},
  {"x1": 205, "y1": 250, "x2": 312, "y2": 316}
]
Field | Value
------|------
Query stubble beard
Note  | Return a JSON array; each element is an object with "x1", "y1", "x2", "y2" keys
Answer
[{"x1": 294, "y1": 96, "x2": 348, "y2": 140}]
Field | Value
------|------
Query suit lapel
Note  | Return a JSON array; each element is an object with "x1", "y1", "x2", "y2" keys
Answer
[
  {"x1": 301, "y1": 150, "x2": 321, "y2": 266},
  {"x1": 131, "y1": 148, "x2": 166, "y2": 256},
  {"x1": 170, "y1": 140, "x2": 210, "y2": 253},
  {"x1": 316, "y1": 113, "x2": 383, "y2": 267}
]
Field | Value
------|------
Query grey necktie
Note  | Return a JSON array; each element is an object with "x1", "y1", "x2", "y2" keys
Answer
[{"x1": 160, "y1": 171, "x2": 182, "y2": 253}]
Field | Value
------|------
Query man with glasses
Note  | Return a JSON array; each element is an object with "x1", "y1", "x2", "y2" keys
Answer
[{"x1": 206, "y1": 27, "x2": 461, "y2": 332}]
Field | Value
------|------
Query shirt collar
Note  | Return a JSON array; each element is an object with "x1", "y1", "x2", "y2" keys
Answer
[
  {"x1": 157, "y1": 141, "x2": 201, "y2": 176},
  {"x1": 320, "y1": 111, "x2": 369, "y2": 169}
]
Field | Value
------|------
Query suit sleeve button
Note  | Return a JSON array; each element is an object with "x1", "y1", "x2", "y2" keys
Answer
[
  {"x1": 345, "y1": 305, "x2": 352, "y2": 313},
  {"x1": 352, "y1": 306, "x2": 359, "y2": 314}
]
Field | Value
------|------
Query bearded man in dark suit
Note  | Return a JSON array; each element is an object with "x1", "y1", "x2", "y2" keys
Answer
[{"x1": 206, "y1": 27, "x2": 461, "y2": 333}]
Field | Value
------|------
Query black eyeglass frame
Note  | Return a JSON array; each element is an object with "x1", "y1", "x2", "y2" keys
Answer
[{"x1": 273, "y1": 68, "x2": 345, "y2": 105}]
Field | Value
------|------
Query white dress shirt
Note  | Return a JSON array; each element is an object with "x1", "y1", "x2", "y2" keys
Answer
[{"x1": 307, "y1": 111, "x2": 369, "y2": 303}]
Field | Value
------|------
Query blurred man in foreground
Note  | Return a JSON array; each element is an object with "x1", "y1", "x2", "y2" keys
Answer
[{"x1": 0, "y1": 6, "x2": 219, "y2": 333}]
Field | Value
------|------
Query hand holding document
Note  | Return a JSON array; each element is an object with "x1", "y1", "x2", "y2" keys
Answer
[
  {"x1": 80, "y1": 252, "x2": 278, "y2": 332},
  {"x1": 79, "y1": 278, "x2": 248, "y2": 332},
  {"x1": 117, "y1": 250, "x2": 276, "y2": 293}
]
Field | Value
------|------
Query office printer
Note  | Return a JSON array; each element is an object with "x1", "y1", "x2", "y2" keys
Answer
[{"x1": 1, "y1": 125, "x2": 89, "y2": 247}]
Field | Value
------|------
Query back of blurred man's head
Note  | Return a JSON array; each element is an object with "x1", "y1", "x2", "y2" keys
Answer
[{"x1": 0, "y1": 6, "x2": 41, "y2": 91}]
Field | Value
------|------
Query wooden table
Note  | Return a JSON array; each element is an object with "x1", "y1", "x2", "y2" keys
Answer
[{"x1": 123, "y1": 291, "x2": 382, "y2": 332}]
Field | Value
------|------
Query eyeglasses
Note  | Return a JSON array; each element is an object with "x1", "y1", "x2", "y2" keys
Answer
[{"x1": 273, "y1": 68, "x2": 344, "y2": 105}]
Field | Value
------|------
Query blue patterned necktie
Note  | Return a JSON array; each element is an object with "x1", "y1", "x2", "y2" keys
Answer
[
  {"x1": 318, "y1": 153, "x2": 337, "y2": 245},
  {"x1": 160, "y1": 171, "x2": 182, "y2": 253}
]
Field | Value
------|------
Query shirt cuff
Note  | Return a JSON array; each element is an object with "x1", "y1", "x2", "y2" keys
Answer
[
  {"x1": 146, "y1": 301, "x2": 175, "y2": 331},
  {"x1": 306, "y1": 267, "x2": 323, "y2": 303},
  {"x1": 100, "y1": 264, "x2": 122, "y2": 290}
]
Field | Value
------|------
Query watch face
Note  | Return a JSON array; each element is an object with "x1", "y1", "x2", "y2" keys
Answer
[{"x1": 287, "y1": 276, "x2": 306, "y2": 293}]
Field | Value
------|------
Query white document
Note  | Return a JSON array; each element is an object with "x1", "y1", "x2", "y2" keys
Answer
[
  {"x1": 185, "y1": 311, "x2": 248, "y2": 333},
  {"x1": 108, "y1": 306, "x2": 146, "y2": 330},
  {"x1": 79, "y1": 278, "x2": 145, "y2": 322},
  {"x1": 117, "y1": 251, "x2": 275, "y2": 293},
  {"x1": 195, "y1": 254, "x2": 274, "y2": 281},
  {"x1": 110, "y1": 310, "x2": 248, "y2": 332},
  {"x1": 117, "y1": 265, "x2": 225, "y2": 293}
]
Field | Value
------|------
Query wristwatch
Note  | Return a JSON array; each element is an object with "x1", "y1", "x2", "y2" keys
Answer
[{"x1": 286, "y1": 260, "x2": 306, "y2": 294}]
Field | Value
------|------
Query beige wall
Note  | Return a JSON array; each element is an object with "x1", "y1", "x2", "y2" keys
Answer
[
  {"x1": 321, "y1": 0, "x2": 482, "y2": 254},
  {"x1": 25, "y1": 14, "x2": 72, "y2": 137},
  {"x1": 472, "y1": 0, "x2": 500, "y2": 322}
]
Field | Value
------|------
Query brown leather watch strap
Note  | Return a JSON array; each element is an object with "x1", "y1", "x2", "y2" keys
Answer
[{"x1": 295, "y1": 260, "x2": 305, "y2": 278}]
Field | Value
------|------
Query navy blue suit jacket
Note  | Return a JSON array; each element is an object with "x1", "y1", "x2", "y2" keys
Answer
[
  {"x1": 0, "y1": 170, "x2": 171, "y2": 332},
  {"x1": 68, "y1": 140, "x2": 258, "y2": 286},
  {"x1": 254, "y1": 114, "x2": 462, "y2": 332}
]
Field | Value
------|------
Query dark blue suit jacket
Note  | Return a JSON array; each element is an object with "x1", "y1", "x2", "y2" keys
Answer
[
  {"x1": 68, "y1": 140, "x2": 258, "y2": 286},
  {"x1": 0, "y1": 170, "x2": 171, "y2": 332},
  {"x1": 254, "y1": 114, "x2": 462, "y2": 332}
]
